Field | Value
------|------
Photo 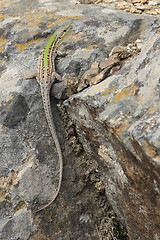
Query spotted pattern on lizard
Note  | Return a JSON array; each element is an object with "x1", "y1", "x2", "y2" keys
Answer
[{"x1": 36, "y1": 25, "x2": 71, "y2": 212}]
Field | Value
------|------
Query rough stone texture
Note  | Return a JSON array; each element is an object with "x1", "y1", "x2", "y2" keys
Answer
[
  {"x1": 65, "y1": 31, "x2": 160, "y2": 239},
  {"x1": 0, "y1": 0, "x2": 160, "y2": 240},
  {"x1": 78, "y1": 0, "x2": 160, "y2": 15}
]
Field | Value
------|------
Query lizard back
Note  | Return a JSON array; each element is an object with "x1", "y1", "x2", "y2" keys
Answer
[{"x1": 36, "y1": 25, "x2": 71, "y2": 212}]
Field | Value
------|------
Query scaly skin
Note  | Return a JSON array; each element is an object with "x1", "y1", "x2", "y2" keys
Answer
[{"x1": 36, "y1": 25, "x2": 71, "y2": 212}]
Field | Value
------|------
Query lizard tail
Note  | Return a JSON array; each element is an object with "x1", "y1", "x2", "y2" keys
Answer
[{"x1": 36, "y1": 90, "x2": 63, "y2": 213}]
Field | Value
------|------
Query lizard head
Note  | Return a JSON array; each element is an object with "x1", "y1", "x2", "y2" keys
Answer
[{"x1": 56, "y1": 25, "x2": 71, "y2": 46}]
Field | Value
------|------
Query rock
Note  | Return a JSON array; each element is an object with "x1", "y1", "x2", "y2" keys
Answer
[
  {"x1": 64, "y1": 30, "x2": 160, "y2": 240},
  {"x1": 0, "y1": 0, "x2": 160, "y2": 240},
  {"x1": 114, "y1": 0, "x2": 160, "y2": 14},
  {"x1": 80, "y1": 42, "x2": 141, "y2": 87},
  {"x1": 2, "y1": 94, "x2": 30, "y2": 128}
]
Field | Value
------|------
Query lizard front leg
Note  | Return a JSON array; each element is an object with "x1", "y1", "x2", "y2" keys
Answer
[{"x1": 51, "y1": 71, "x2": 62, "y2": 84}]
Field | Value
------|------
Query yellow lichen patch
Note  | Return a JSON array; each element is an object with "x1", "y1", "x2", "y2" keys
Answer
[
  {"x1": 0, "y1": 59, "x2": 5, "y2": 66},
  {"x1": 15, "y1": 42, "x2": 32, "y2": 51},
  {"x1": 69, "y1": 32, "x2": 83, "y2": 43},
  {"x1": 86, "y1": 44, "x2": 98, "y2": 50},
  {"x1": 115, "y1": 120, "x2": 130, "y2": 134},
  {"x1": 16, "y1": 10, "x2": 43, "y2": 28},
  {"x1": 0, "y1": 0, "x2": 19, "y2": 9},
  {"x1": 15, "y1": 39, "x2": 40, "y2": 51},
  {"x1": 0, "y1": 176, "x2": 10, "y2": 189},
  {"x1": 6, "y1": 94, "x2": 14, "y2": 101},
  {"x1": 147, "y1": 103, "x2": 160, "y2": 114},
  {"x1": 0, "y1": 171, "x2": 19, "y2": 190},
  {"x1": 46, "y1": 21, "x2": 63, "y2": 31},
  {"x1": 0, "y1": 189, "x2": 8, "y2": 202},
  {"x1": 0, "y1": 177, "x2": 11, "y2": 203},
  {"x1": 46, "y1": 17, "x2": 71, "y2": 29},
  {"x1": 54, "y1": 17, "x2": 71, "y2": 24},
  {"x1": 0, "y1": 38, "x2": 8, "y2": 52},
  {"x1": 103, "y1": 86, "x2": 115, "y2": 96},
  {"x1": 25, "y1": 14, "x2": 42, "y2": 27},
  {"x1": 114, "y1": 84, "x2": 139, "y2": 102},
  {"x1": 72, "y1": 16, "x2": 83, "y2": 20},
  {"x1": 11, "y1": 171, "x2": 19, "y2": 186},
  {"x1": 14, "y1": 200, "x2": 26, "y2": 212},
  {"x1": 28, "y1": 12, "x2": 64, "y2": 29},
  {"x1": 0, "y1": 13, "x2": 7, "y2": 21},
  {"x1": 0, "y1": 171, "x2": 19, "y2": 204},
  {"x1": 31, "y1": 232, "x2": 50, "y2": 240},
  {"x1": 143, "y1": 140, "x2": 158, "y2": 158},
  {"x1": 0, "y1": 189, "x2": 11, "y2": 205}
]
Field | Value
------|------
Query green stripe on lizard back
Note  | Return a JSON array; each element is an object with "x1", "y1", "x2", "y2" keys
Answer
[
  {"x1": 43, "y1": 25, "x2": 71, "y2": 69},
  {"x1": 44, "y1": 32, "x2": 57, "y2": 69}
]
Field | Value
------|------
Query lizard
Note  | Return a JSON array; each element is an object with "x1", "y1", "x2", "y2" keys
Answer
[{"x1": 36, "y1": 25, "x2": 71, "y2": 213}]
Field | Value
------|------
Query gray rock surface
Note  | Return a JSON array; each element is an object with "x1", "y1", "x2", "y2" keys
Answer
[{"x1": 0, "y1": 0, "x2": 160, "y2": 240}]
